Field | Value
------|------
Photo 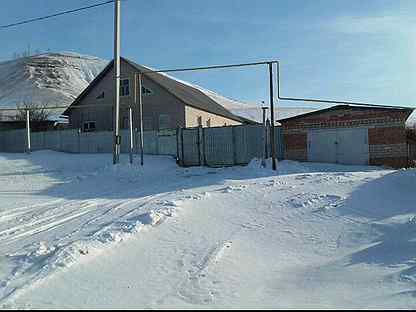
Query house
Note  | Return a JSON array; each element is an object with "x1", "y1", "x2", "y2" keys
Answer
[
  {"x1": 279, "y1": 104, "x2": 414, "y2": 168},
  {"x1": 63, "y1": 58, "x2": 253, "y2": 132}
]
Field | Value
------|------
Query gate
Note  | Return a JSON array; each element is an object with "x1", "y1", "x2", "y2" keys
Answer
[
  {"x1": 178, "y1": 124, "x2": 284, "y2": 167},
  {"x1": 308, "y1": 128, "x2": 369, "y2": 165}
]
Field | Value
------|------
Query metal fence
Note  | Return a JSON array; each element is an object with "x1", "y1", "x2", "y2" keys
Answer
[
  {"x1": 0, "y1": 124, "x2": 284, "y2": 168},
  {"x1": 177, "y1": 124, "x2": 284, "y2": 167},
  {"x1": 0, "y1": 128, "x2": 177, "y2": 156}
]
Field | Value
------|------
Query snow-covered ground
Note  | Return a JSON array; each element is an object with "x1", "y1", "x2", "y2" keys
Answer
[{"x1": 0, "y1": 151, "x2": 415, "y2": 309}]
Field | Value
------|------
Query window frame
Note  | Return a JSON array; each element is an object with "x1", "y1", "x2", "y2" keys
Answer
[
  {"x1": 120, "y1": 78, "x2": 131, "y2": 97},
  {"x1": 83, "y1": 121, "x2": 96, "y2": 132}
]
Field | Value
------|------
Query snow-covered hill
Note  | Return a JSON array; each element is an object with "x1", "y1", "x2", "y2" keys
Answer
[{"x1": 0, "y1": 52, "x2": 108, "y2": 110}]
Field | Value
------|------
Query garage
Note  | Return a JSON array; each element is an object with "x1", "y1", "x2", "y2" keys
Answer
[
  {"x1": 308, "y1": 128, "x2": 369, "y2": 165},
  {"x1": 279, "y1": 105, "x2": 414, "y2": 168}
]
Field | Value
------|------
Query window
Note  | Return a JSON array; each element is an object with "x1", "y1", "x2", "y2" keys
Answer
[
  {"x1": 159, "y1": 114, "x2": 170, "y2": 130},
  {"x1": 143, "y1": 117, "x2": 153, "y2": 131},
  {"x1": 96, "y1": 92, "x2": 105, "y2": 99},
  {"x1": 83, "y1": 121, "x2": 96, "y2": 132},
  {"x1": 142, "y1": 86, "x2": 153, "y2": 96},
  {"x1": 197, "y1": 116, "x2": 202, "y2": 127},
  {"x1": 120, "y1": 79, "x2": 130, "y2": 96},
  {"x1": 206, "y1": 118, "x2": 211, "y2": 128}
]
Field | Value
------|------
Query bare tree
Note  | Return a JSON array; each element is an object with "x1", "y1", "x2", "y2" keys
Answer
[{"x1": 14, "y1": 101, "x2": 51, "y2": 122}]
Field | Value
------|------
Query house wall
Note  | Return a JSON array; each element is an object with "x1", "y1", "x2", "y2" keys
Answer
[
  {"x1": 281, "y1": 108, "x2": 413, "y2": 168},
  {"x1": 185, "y1": 106, "x2": 242, "y2": 128},
  {"x1": 68, "y1": 59, "x2": 186, "y2": 131}
]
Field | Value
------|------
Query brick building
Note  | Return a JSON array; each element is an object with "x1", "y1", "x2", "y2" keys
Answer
[{"x1": 279, "y1": 105, "x2": 414, "y2": 168}]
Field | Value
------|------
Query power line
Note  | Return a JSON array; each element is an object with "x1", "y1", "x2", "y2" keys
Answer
[{"x1": 0, "y1": 0, "x2": 115, "y2": 30}]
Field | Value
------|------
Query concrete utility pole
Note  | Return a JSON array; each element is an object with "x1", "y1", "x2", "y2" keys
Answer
[{"x1": 113, "y1": 0, "x2": 121, "y2": 164}]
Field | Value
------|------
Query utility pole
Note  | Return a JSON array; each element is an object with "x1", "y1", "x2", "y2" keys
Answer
[
  {"x1": 269, "y1": 62, "x2": 277, "y2": 171},
  {"x1": 112, "y1": 0, "x2": 121, "y2": 164}
]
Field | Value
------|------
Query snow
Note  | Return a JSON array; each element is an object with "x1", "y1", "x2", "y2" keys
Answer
[
  {"x1": 0, "y1": 151, "x2": 414, "y2": 308},
  {"x1": 0, "y1": 53, "x2": 108, "y2": 116}
]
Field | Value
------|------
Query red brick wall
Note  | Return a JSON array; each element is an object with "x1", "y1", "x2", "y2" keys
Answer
[
  {"x1": 368, "y1": 127, "x2": 407, "y2": 145},
  {"x1": 282, "y1": 108, "x2": 411, "y2": 130},
  {"x1": 368, "y1": 127, "x2": 408, "y2": 168},
  {"x1": 281, "y1": 107, "x2": 413, "y2": 168},
  {"x1": 283, "y1": 131, "x2": 307, "y2": 161}
]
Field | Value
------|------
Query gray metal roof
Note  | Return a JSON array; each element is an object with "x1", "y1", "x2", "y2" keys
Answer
[{"x1": 65, "y1": 58, "x2": 254, "y2": 124}]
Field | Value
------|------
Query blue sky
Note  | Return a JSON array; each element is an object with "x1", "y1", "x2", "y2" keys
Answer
[{"x1": 1, "y1": 0, "x2": 416, "y2": 108}]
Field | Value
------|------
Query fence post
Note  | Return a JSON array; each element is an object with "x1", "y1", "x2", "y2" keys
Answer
[
  {"x1": 26, "y1": 110, "x2": 31, "y2": 154},
  {"x1": 180, "y1": 127, "x2": 185, "y2": 167},
  {"x1": 265, "y1": 119, "x2": 270, "y2": 158},
  {"x1": 77, "y1": 128, "x2": 81, "y2": 153},
  {"x1": 176, "y1": 127, "x2": 180, "y2": 164},
  {"x1": 202, "y1": 127, "x2": 206, "y2": 166},
  {"x1": 129, "y1": 107, "x2": 134, "y2": 164},
  {"x1": 232, "y1": 126, "x2": 237, "y2": 165},
  {"x1": 198, "y1": 125, "x2": 203, "y2": 166}
]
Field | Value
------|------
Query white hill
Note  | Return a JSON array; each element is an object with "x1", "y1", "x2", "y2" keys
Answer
[{"x1": 0, "y1": 52, "x2": 108, "y2": 111}]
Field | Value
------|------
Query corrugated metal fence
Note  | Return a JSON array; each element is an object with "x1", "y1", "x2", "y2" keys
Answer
[
  {"x1": 178, "y1": 124, "x2": 284, "y2": 167},
  {"x1": 0, "y1": 129, "x2": 177, "y2": 156},
  {"x1": 0, "y1": 125, "x2": 284, "y2": 167}
]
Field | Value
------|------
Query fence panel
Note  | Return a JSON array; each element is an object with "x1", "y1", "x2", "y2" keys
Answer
[
  {"x1": 274, "y1": 127, "x2": 284, "y2": 160},
  {"x1": 31, "y1": 132, "x2": 44, "y2": 151},
  {"x1": 0, "y1": 129, "x2": 26, "y2": 152},
  {"x1": 234, "y1": 125, "x2": 264, "y2": 164},
  {"x1": 43, "y1": 131, "x2": 60, "y2": 151},
  {"x1": 178, "y1": 124, "x2": 285, "y2": 167},
  {"x1": 204, "y1": 127, "x2": 234, "y2": 166},
  {"x1": 59, "y1": 129, "x2": 80, "y2": 153},
  {"x1": 181, "y1": 128, "x2": 200, "y2": 166}
]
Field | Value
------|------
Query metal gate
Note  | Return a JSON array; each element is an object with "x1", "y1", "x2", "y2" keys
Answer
[
  {"x1": 308, "y1": 128, "x2": 369, "y2": 165},
  {"x1": 178, "y1": 124, "x2": 284, "y2": 167}
]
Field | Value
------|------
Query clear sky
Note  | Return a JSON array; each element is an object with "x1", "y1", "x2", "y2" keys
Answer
[{"x1": 1, "y1": 0, "x2": 416, "y2": 108}]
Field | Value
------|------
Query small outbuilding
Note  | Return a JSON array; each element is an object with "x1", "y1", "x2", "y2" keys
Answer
[{"x1": 279, "y1": 105, "x2": 414, "y2": 168}]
